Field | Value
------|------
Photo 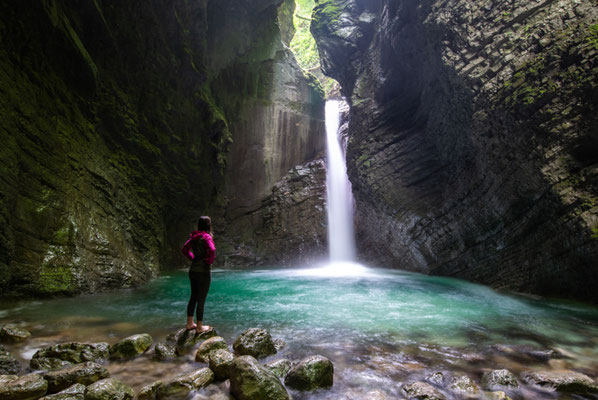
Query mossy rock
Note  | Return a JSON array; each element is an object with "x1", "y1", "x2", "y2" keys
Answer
[
  {"x1": 39, "y1": 383, "x2": 86, "y2": 400},
  {"x1": 135, "y1": 380, "x2": 162, "y2": 400},
  {"x1": 30, "y1": 357, "x2": 72, "y2": 372},
  {"x1": 0, "y1": 325, "x2": 31, "y2": 343},
  {"x1": 32, "y1": 342, "x2": 109, "y2": 366},
  {"x1": 155, "y1": 368, "x2": 214, "y2": 400},
  {"x1": 85, "y1": 378, "x2": 135, "y2": 400},
  {"x1": 402, "y1": 382, "x2": 446, "y2": 400},
  {"x1": 44, "y1": 361, "x2": 109, "y2": 393},
  {"x1": 284, "y1": 355, "x2": 333, "y2": 391},
  {"x1": 0, "y1": 345, "x2": 21, "y2": 375},
  {"x1": 0, "y1": 373, "x2": 48, "y2": 400},
  {"x1": 165, "y1": 328, "x2": 217, "y2": 355},
  {"x1": 265, "y1": 359, "x2": 292, "y2": 379},
  {"x1": 450, "y1": 375, "x2": 480, "y2": 395},
  {"x1": 482, "y1": 369, "x2": 518, "y2": 390},
  {"x1": 523, "y1": 370, "x2": 598, "y2": 394},
  {"x1": 195, "y1": 336, "x2": 228, "y2": 363},
  {"x1": 208, "y1": 349, "x2": 235, "y2": 381},
  {"x1": 153, "y1": 343, "x2": 177, "y2": 361},
  {"x1": 232, "y1": 328, "x2": 276, "y2": 359},
  {"x1": 109, "y1": 334, "x2": 153, "y2": 360},
  {"x1": 229, "y1": 355, "x2": 290, "y2": 400}
]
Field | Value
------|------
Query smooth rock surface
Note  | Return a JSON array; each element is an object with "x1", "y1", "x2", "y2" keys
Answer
[
  {"x1": 109, "y1": 334, "x2": 152, "y2": 360},
  {"x1": 523, "y1": 370, "x2": 598, "y2": 394},
  {"x1": 134, "y1": 381, "x2": 161, "y2": 400},
  {"x1": 195, "y1": 336, "x2": 228, "y2": 363},
  {"x1": 229, "y1": 355, "x2": 290, "y2": 400},
  {"x1": 85, "y1": 378, "x2": 135, "y2": 400},
  {"x1": 0, "y1": 373, "x2": 48, "y2": 400},
  {"x1": 232, "y1": 328, "x2": 277, "y2": 359},
  {"x1": 284, "y1": 355, "x2": 334, "y2": 391}
]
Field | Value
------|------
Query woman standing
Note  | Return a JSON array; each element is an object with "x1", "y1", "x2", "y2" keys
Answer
[{"x1": 181, "y1": 216, "x2": 216, "y2": 333}]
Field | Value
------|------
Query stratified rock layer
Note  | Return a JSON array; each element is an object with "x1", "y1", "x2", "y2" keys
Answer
[{"x1": 312, "y1": 0, "x2": 598, "y2": 301}]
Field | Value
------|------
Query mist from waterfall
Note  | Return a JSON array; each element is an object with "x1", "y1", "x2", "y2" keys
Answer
[{"x1": 325, "y1": 100, "x2": 356, "y2": 262}]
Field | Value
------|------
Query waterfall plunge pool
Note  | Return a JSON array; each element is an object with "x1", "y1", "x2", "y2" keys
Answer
[{"x1": 2, "y1": 266, "x2": 598, "y2": 399}]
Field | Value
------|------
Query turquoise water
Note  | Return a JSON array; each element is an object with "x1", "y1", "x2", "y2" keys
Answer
[{"x1": 2, "y1": 266, "x2": 598, "y2": 398}]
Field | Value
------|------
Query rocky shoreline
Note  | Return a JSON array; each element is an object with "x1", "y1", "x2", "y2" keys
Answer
[{"x1": 1, "y1": 323, "x2": 598, "y2": 399}]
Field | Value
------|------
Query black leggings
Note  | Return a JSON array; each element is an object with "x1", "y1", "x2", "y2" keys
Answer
[{"x1": 187, "y1": 271, "x2": 211, "y2": 321}]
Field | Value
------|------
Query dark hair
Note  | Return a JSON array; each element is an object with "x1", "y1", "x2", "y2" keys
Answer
[{"x1": 197, "y1": 216, "x2": 213, "y2": 237}]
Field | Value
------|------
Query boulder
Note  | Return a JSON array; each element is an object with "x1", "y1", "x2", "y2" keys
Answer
[
  {"x1": 482, "y1": 369, "x2": 518, "y2": 390},
  {"x1": 109, "y1": 334, "x2": 153, "y2": 360},
  {"x1": 195, "y1": 337, "x2": 228, "y2": 363},
  {"x1": 229, "y1": 355, "x2": 290, "y2": 400},
  {"x1": 165, "y1": 328, "x2": 216, "y2": 355},
  {"x1": 153, "y1": 343, "x2": 176, "y2": 361},
  {"x1": 31, "y1": 342, "x2": 109, "y2": 368},
  {"x1": 85, "y1": 378, "x2": 135, "y2": 400},
  {"x1": 134, "y1": 381, "x2": 161, "y2": 400},
  {"x1": 284, "y1": 355, "x2": 333, "y2": 391},
  {"x1": 0, "y1": 373, "x2": 48, "y2": 400},
  {"x1": 0, "y1": 325, "x2": 31, "y2": 343},
  {"x1": 39, "y1": 383, "x2": 86, "y2": 400},
  {"x1": 426, "y1": 372, "x2": 445, "y2": 386},
  {"x1": 265, "y1": 359, "x2": 292, "y2": 379},
  {"x1": 484, "y1": 391, "x2": 512, "y2": 400},
  {"x1": 523, "y1": 370, "x2": 598, "y2": 394},
  {"x1": 208, "y1": 349, "x2": 235, "y2": 381},
  {"x1": 0, "y1": 345, "x2": 21, "y2": 375},
  {"x1": 450, "y1": 375, "x2": 480, "y2": 395},
  {"x1": 232, "y1": 328, "x2": 276, "y2": 359},
  {"x1": 272, "y1": 338, "x2": 286, "y2": 351},
  {"x1": 402, "y1": 382, "x2": 445, "y2": 400},
  {"x1": 44, "y1": 361, "x2": 109, "y2": 393},
  {"x1": 155, "y1": 368, "x2": 214, "y2": 399}
]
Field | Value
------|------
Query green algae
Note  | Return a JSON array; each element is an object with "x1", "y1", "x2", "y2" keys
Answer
[{"x1": 311, "y1": 0, "x2": 341, "y2": 35}]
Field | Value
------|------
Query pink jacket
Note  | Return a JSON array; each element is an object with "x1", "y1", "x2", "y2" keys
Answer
[{"x1": 181, "y1": 231, "x2": 216, "y2": 265}]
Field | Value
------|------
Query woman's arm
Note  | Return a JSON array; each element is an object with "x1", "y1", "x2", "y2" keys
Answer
[{"x1": 181, "y1": 237, "x2": 195, "y2": 261}]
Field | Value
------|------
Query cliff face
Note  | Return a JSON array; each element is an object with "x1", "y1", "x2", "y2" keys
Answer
[
  {"x1": 0, "y1": 0, "x2": 325, "y2": 296},
  {"x1": 312, "y1": 0, "x2": 598, "y2": 301}
]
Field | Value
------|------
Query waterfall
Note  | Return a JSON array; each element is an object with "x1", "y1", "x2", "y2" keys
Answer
[{"x1": 325, "y1": 100, "x2": 356, "y2": 262}]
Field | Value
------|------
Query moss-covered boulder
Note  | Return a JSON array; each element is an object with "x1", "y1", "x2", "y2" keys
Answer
[
  {"x1": 450, "y1": 375, "x2": 480, "y2": 395},
  {"x1": 31, "y1": 342, "x2": 109, "y2": 369},
  {"x1": 155, "y1": 368, "x2": 214, "y2": 400},
  {"x1": 232, "y1": 328, "x2": 276, "y2": 359},
  {"x1": 484, "y1": 391, "x2": 512, "y2": 400},
  {"x1": 39, "y1": 383, "x2": 86, "y2": 400},
  {"x1": 134, "y1": 381, "x2": 162, "y2": 400},
  {"x1": 229, "y1": 355, "x2": 290, "y2": 400},
  {"x1": 0, "y1": 345, "x2": 21, "y2": 375},
  {"x1": 153, "y1": 343, "x2": 176, "y2": 361},
  {"x1": 265, "y1": 359, "x2": 292, "y2": 379},
  {"x1": 109, "y1": 334, "x2": 152, "y2": 360},
  {"x1": 402, "y1": 382, "x2": 446, "y2": 400},
  {"x1": 165, "y1": 328, "x2": 216, "y2": 355},
  {"x1": 208, "y1": 349, "x2": 235, "y2": 381},
  {"x1": 195, "y1": 336, "x2": 228, "y2": 363},
  {"x1": 482, "y1": 369, "x2": 518, "y2": 390},
  {"x1": 85, "y1": 378, "x2": 135, "y2": 400},
  {"x1": 284, "y1": 355, "x2": 333, "y2": 391},
  {"x1": 0, "y1": 325, "x2": 31, "y2": 343},
  {"x1": 0, "y1": 373, "x2": 48, "y2": 400},
  {"x1": 523, "y1": 370, "x2": 598, "y2": 394},
  {"x1": 44, "y1": 361, "x2": 109, "y2": 393}
]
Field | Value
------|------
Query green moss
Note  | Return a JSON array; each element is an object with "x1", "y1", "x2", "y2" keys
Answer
[
  {"x1": 588, "y1": 24, "x2": 598, "y2": 49},
  {"x1": 38, "y1": 263, "x2": 76, "y2": 295},
  {"x1": 311, "y1": 0, "x2": 342, "y2": 34},
  {"x1": 592, "y1": 227, "x2": 598, "y2": 240}
]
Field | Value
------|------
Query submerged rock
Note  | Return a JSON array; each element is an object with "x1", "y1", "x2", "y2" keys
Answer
[
  {"x1": 523, "y1": 370, "x2": 598, "y2": 394},
  {"x1": 134, "y1": 381, "x2": 162, "y2": 400},
  {"x1": 85, "y1": 378, "x2": 135, "y2": 400},
  {"x1": 265, "y1": 359, "x2": 292, "y2": 379},
  {"x1": 284, "y1": 355, "x2": 333, "y2": 391},
  {"x1": 31, "y1": 342, "x2": 109, "y2": 368},
  {"x1": 110, "y1": 334, "x2": 153, "y2": 360},
  {"x1": 229, "y1": 355, "x2": 290, "y2": 400},
  {"x1": 44, "y1": 361, "x2": 109, "y2": 393},
  {"x1": 366, "y1": 390, "x2": 387, "y2": 400},
  {"x1": 195, "y1": 336, "x2": 228, "y2": 363},
  {"x1": 484, "y1": 391, "x2": 512, "y2": 400},
  {"x1": 402, "y1": 382, "x2": 446, "y2": 400},
  {"x1": 155, "y1": 368, "x2": 214, "y2": 400},
  {"x1": 166, "y1": 328, "x2": 216, "y2": 355},
  {"x1": 153, "y1": 343, "x2": 176, "y2": 361},
  {"x1": 450, "y1": 375, "x2": 480, "y2": 395},
  {"x1": 482, "y1": 369, "x2": 518, "y2": 390},
  {"x1": 233, "y1": 328, "x2": 277, "y2": 359},
  {"x1": 39, "y1": 383, "x2": 86, "y2": 400},
  {"x1": 0, "y1": 325, "x2": 31, "y2": 343},
  {"x1": 0, "y1": 373, "x2": 48, "y2": 400},
  {"x1": 208, "y1": 349, "x2": 235, "y2": 381},
  {"x1": 426, "y1": 372, "x2": 445, "y2": 386},
  {"x1": 273, "y1": 338, "x2": 286, "y2": 351},
  {"x1": 0, "y1": 345, "x2": 21, "y2": 375}
]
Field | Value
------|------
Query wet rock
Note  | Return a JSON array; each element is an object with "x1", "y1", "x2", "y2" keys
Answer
[
  {"x1": 229, "y1": 355, "x2": 290, "y2": 400},
  {"x1": 284, "y1": 355, "x2": 333, "y2": 391},
  {"x1": 0, "y1": 325, "x2": 31, "y2": 343},
  {"x1": 273, "y1": 338, "x2": 286, "y2": 351},
  {"x1": 31, "y1": 342, "x2": 110, "y2": 368},
  {"x1": 39, "y1": 383, "x2": 86, "y2": 400},
  {"x1": 450, "y1": 375, "x2": 480, "y2": 395},
  {"x1": 134, "y1": 381, "x2": 161, "y2": 400},
  {"x1": 155, "y1": 368, "x2": 214, "y2": 399},
  {"x1": 44, "y1": 361, "x2": 109, "y2": 393},
  {"x1": 109, "y1": 334, "x2": 153, "y2": 360},
  {"x1": 165, "y1": 328, "x2": 216, "y2": 355},
  {"x1": 484, "y1": 391, "x2": 512, "y2": 400},
  {"x1": 482, "y1": 369, "x2": 518, "y2": 390},
  {"x1": 523, "y1": 370, "x2": 598, "y2": 394},
  {"x1": 153, "y1": 343, "x2": 176, "y2": 361},
  {"x1": 208, "y1": 349, "x2": 235, "y2": 381},
  {"x1": 265, "y1": 359, "x2": 292, "y2": 379},
  {"x1": 402, "y1": 382, "x2": 446, "y2": 400},
  {"x1": 426, "y1": 372, "x2": 445, "y2": 386},
  {"x1": 85, "y1": 378, "x2": 135, "y2": 400},
  {"x1": 0, "y1": 373, "x2": 48, "y2": 400},
  {"x1": 0, "y1": 345, "x2": 21, "y2": 375},
  {"x1": 195, "y1": 337, "x2": 228, "y2": 363},
  {"x1": 232, "y1": 328, "x2": 277, "y2": 359},
  {"x1": 366, "y1": 390, "x2": 387, "y2": 400}
]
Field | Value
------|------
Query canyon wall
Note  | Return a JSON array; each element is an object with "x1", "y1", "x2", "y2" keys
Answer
[
  {"x1": 312, "y1": 0, "x2": 598, "y2": 301},
  {"x1": 0, "y1": 0, "x2": 326, "y2": 296}
]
